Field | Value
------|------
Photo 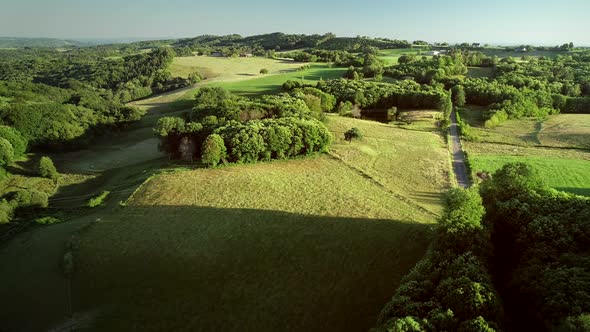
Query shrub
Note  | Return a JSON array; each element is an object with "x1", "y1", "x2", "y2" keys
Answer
[
  {"x1": 9, "y1": 189, "x2": 49, "y2": 208},
  {"x1": 187, "y1": 72, "x2": 202, "y2": 84},
  {"x1": 38, "y1": 156, "x2": 59, "y2": 180},
  {"x1": 87, "y1": 191, "x2": 110, "y2": 208},
  {"x1": 0, "y1": 199, "x2": 14, "y2": 224},
  {"x1": 337, "y1": 101, "x2": 354, "y2": 116},
  {"x1": 201, "y1": 134, "x2": 227, "y2": 167},
  {"x1": 260, "y1": 68, "x2": 269, "y2": 75},
  {"x1": 36, "y1": 216, "x2": 62, "y2": 225},
  {"x1": 0, "y1": 138, "x2": 14, "y2": 166},
  {"x1": 344, "y1": 127, "x2": 363, "y2": 142},
  {"x1": 0, "y1": 125, "x2": 27, "y2": 157}
]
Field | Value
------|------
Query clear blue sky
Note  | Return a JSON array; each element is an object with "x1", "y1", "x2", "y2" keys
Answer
[{"x1": 2, "y1": 0, "x2": 589, "y2": 45}]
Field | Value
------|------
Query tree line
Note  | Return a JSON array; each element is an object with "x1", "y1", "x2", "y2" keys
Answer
[{"x1": 154, "y1": 87, "x2": 332, "y2": 165}]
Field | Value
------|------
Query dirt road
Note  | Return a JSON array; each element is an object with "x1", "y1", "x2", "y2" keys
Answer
[{"x1": 449, "y1": 110, "x2": 471, "y2": 188}]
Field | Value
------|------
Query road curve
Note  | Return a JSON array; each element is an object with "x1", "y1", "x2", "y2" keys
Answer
[{"x1": 449, "y1": 110, "x2": 471, "y2": 188}]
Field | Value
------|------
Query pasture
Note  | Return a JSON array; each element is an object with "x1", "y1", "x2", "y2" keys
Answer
[
  {"x1": 179, "y1": 63, "x2": 347, "y2": 98},
  {"x1": 170, "y1": 55, "x2": 305, "y2": 81},
  {"x1": 201, "y1": 64, "x2": 347, "y2": 97},
  {"x1": 68, "y1": 115, "x2": 449, "y2": 331},
  {"x1": 460, "y1": 111, "x2": 590, "y2": 196},
  {"x1": 377, "y1": 48, "x2": 422, "y2": 65}
]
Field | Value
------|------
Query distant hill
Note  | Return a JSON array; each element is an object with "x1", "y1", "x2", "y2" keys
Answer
[{"x1": 0, "y1": 37, "x2": 87, "y2": 48}]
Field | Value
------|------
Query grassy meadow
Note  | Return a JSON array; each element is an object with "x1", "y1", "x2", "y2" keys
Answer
[
  {"x1": 377, "y1": 48, "x2": 423, "y2": 65},
  {"x1": 69, "y1": 115, "x2": 449, "y2": 331},
  {"x1": 170, "y1": 55, "x2": 347, "y2": 98},
  {"x1": 201, "y1": 64, "x2": 347, "y2": 97},
  {"x1": 170, "y1": 55, "x2": 304, "y2": 80},
  {"x1": 459, "y1": 109, "x2": 590, "y2": 196}
]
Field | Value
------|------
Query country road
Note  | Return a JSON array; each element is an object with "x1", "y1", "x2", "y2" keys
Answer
[{"x1": 449, "y1": 110, "x2": 471, "y2": 188}]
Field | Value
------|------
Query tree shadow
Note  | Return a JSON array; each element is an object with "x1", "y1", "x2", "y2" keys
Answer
[{"x1": 67, "y1": 205, "x2": 434, "y2": 332}]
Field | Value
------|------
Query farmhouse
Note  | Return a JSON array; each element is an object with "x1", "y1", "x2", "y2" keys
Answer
[{"x1": 423, "y1": 51, "x2": 440, "y2": 56}]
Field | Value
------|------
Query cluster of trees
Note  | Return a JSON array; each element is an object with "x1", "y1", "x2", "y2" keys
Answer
[
  {"x1": 0, "y1": 47, "x2": 189, "y2": 103},
  {"x1": 479, "y1": 163, "x2": 590, "y2": 331},
  {"x1": 375, "y1": 163, "x2": 590, "y2": 331},
  {"x1": 374, "y1": 187, "x2": 503, "y2": 331},
  {"x1": 210, "y1": 117, "x2": 331, "y2": 164},
  {"x1": 280, "y1": 49, "x2": 358, "y2": 66},
  {"x1": 0, "y1": 81, "x2": 144, "y2": 148},
  {"x1": 0, "y1": 156, "x2": 58, "y2": 224},
  {"x1": 344, "y1": 49, "x2": 386, "y2": 80},
  {"x1": 310, "y1": 79, "x2": 448, "y2": 110},
  {"x1": 385, "y1": 54, "x2": 468, "y2": 84},
  {"x1": 155, "y1": 87, "x2": 333, "y2": 164}
]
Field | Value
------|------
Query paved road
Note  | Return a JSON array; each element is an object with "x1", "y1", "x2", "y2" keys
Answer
[{"x1": 449, "y1": 110, "x2": 471, "y2": 188}]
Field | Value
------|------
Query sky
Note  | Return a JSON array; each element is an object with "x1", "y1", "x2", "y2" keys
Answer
[{"x1": 1, "y1": 0, "x2": 589, "y2": 45}]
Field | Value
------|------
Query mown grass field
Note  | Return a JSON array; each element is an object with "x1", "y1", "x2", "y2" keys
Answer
[
  {"x1": 170, "y1": 55, "x2": 304, "y2": 80},
  {"x1": 200, "y1": 64, "x2": 347, "y2": 97},
  {"x1": 460, "y1": 110, "x2": 590, "y2": 196},
  {"x1": 469, "y1": 154, "x2": 590, "y2": 196},
  {"x1": 71, "y1": 115, "x2": 449, "y2": 331},
  {"x1": 326, "y1": 113, "x2": 449, "y2": 215}
]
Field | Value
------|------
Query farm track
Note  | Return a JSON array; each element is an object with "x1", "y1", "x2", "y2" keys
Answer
[{"x1": 450, "y1": 110, "x2": 471, "y2": 188}]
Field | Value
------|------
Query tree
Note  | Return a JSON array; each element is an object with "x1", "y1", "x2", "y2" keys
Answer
[
  {"x1": 344, "y1": 127, "x2": 362, "y2": 142},
  {"x1": 0, "y1": 199, "x2": 14, "y2": 224},
  {"x1": 0, "y1": 126, "x2": 27, "y2": 158},
  {"x1": 0, "y1": 138, "x2": 14, "y2": 166},
  {"x1": 260, "y1": 68, "x2": 269, "y2": 75},
  {"x1": 451, "y1": 86, "x2": 466, "y2": 107},
  {"x1": 187, "y1": 72, "x2": 202, "y2": 84},
  {"x1": 38, "y1": 156, "x2": 58, "y2": 180},
  {"x1": 201, "y1": 134, "x2": 227, "y2": 167}
]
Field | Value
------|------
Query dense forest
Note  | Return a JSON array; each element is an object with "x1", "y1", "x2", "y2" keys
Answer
[{"x1": 374, "y1": 163, "x2": 590, "y2": 332}]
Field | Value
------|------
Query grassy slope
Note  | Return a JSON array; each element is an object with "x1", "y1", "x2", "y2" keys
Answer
[
  {"x1": 326, "y1": 113, "x2": 449, "y2": 215},
  {"x1": 459, "y1": 108, "x2": 590, "y2": 195},
  {"x1": 71, "y1": 115, "x2": 449, "y2": 331}
]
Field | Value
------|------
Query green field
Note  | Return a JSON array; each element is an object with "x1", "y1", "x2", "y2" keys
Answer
[
  {"x1": 460, "y1": 111, "x2": 590, "y2": 196},
  {"x1": 470, "y1": 155, "x2": 590, "y2": 196},
  {"x1": 67, "y1": 115, "x2": 448, "y2": 331},
  {"x1": 377, "y1": 48, "x2": 422, "y2": 65},
  {"x1": 179, "y1": 63, "x2": 346, "y2": 98}
]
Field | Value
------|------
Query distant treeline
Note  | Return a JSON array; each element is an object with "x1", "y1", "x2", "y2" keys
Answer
[
  {"x1": 0, "y1": 47, "x2": 197, "y2": 150},
  {"x1": 373, "y1": 163, "x2": 590, "y2": 331},
  {"x1": 173, "y1": 32, "x2": 412, "y2": 54}
]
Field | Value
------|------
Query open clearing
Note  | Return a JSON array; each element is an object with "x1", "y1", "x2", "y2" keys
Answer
[
  {"x1": 170, "y1": 55, "x2": 305, "y2": 81},
  {"x1": 459, "y1": 110, "x2": 590, "y2": 196},
  {"x1": 68, "y1": 115, "x2": 449, "y2": 331},
  {"x1": 179, "y1": 63, "x2": 347, "y2": 98},
  {"x1": 377, "y1": 48, "x2": 422, "y2": 65}
]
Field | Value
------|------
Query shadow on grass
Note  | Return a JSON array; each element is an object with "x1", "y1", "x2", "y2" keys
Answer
[
  {"x1": 556, "y1": 187, "x2": 590, "y2": 197},
  {"x1": 71, "y1": 205, "x2": 434, "y2": 332}
]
